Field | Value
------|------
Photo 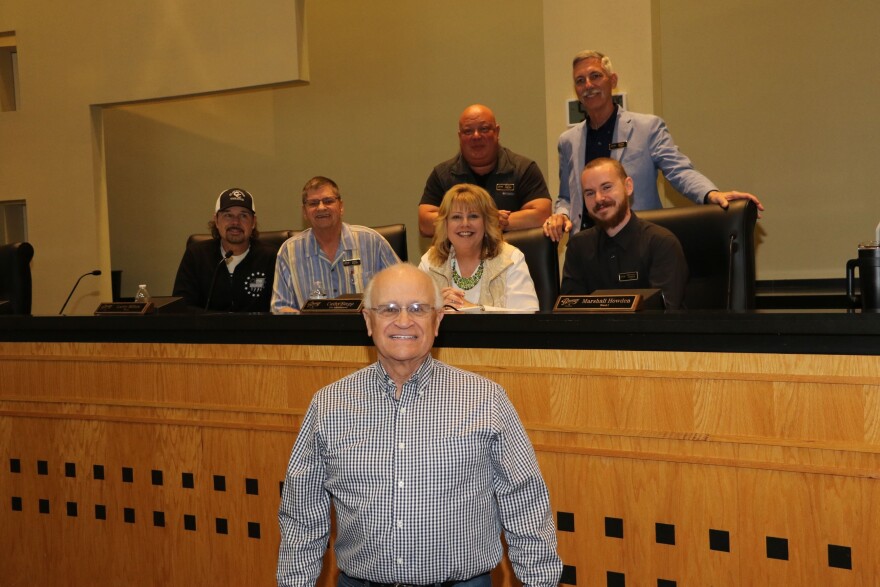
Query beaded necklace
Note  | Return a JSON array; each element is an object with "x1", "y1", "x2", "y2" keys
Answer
[{"x1": 451, "y1": 258, "x2": 484, "y2": 290}]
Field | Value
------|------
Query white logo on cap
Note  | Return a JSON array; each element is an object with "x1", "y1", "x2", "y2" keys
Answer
[{"x1": 229, "y1": 190, "x2": 246, "y2": 201}]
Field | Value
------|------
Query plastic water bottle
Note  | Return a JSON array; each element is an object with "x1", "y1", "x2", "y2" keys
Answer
[
  {"x1": 309, "y1": 280, "x2": 328, "y2": 299},
  {"x1": 134, "y1": 284, "x2": 152, "y2": 304}
]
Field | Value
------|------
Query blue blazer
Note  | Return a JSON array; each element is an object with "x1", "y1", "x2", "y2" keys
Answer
[{"x1": 555, "y1": 108, "x2": 718, "y2": 234}]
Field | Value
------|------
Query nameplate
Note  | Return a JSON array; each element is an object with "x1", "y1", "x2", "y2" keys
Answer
[
  {"x1": 94, "y1": 302, "x2": 155, "y2": 315},
  {"x1": 300, "y1": 298, "x2": 364, "y2": 313},
  {"x1": 553, "y1": 294, "x2": 641, "y2": 313}
]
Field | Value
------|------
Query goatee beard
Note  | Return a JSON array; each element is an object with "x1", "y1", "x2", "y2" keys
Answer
[{"x1": 591, "y1": 202, "x2": 628, "y2": 231}]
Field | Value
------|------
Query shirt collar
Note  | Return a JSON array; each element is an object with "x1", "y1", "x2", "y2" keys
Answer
[
  {"x1": 450, "y1": 146, "x2": 513, "y2": 177},
  {"x1": 599, "y1": 211, "x2": 640, "y2": 251},
  {"x1": 586, "y1": 104, "x2": 619, "y2": 134},
  {"x1": 303, "y1": 223, "x2": 354, "y2": 261},
  {"x1": 373, "y1": 355, "x2": 436, "y2": 400}
]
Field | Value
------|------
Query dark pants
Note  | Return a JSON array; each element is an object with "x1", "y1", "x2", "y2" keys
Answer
[{"x1": 338, "y1": 571, "x2": 492, "y2": 587}]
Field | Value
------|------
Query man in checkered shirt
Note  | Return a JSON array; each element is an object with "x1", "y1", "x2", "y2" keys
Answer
[{"x1": 278, "y1": 264, "x2": 561, "y2": 587}]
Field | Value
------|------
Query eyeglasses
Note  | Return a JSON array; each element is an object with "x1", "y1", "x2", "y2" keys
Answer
[
  {"x1": 459, "y1": 125, "x2": 496, "y2": 137},
  {"x1": 304, "y1": 197, "x2": 340, "y2": 209},
  {"x1": 369, "y1": 303, "x2": 435, "y2": 318}
]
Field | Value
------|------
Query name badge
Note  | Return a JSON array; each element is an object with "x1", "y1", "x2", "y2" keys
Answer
[
  {"x1": 496, "y1": 183, "x2": 514, "y2": 191},
  {"x1": 610, "y1": 141, "x2": 628, "y2": 150},
  {"x1": 342, "y1": 258, "x2": 362, "y2": 267},
  {"x1": 618, "y1": 271, "x2": 639, "y2": 282}
]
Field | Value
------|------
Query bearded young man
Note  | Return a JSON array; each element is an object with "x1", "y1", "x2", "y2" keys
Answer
[{"x1": 560, "y1": 158, "x2": 688, "y2": 309}]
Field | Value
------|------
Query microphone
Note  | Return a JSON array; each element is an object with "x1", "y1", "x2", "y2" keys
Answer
[
  {"x1": 59, "y1": 270, "x2": 102, "y2": 315},
  {"x1": 204, "y1": 250, "x2": 234, "y2": 311}
]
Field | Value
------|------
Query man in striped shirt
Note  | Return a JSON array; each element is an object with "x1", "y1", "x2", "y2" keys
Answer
[
  {"x1": 271, "y1": 176, "x2": 400, "y2": 313},
  {"x1": 278, "y1": 264, "x2": 562, "y2": 587}
]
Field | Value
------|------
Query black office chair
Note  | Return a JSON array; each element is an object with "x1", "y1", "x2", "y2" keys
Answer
[
  {"x1": 0, "y1": 241, "x2": 35, "y2": 315},
  {"x1": 639, "y1": 199, "x2": 758, "y2": 310},
  {"x1": 371, "y1": 224, "x2": 408, "y2": 262},
  {"x1": 505, "y1": 227, "x2": 560, "y2": 312}
]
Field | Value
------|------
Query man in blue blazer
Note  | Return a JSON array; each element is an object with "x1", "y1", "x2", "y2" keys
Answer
[{"x1": 544, "y1": 50, "x2": 762, "y2": 242}]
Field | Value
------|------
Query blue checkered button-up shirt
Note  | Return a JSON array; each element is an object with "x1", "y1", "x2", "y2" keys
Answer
[
  {"x1": 277, "y1": 356, "x2": 561, "y2": 587},
  {"x1": 271, "y1": 223, "x2": 399, "y2": 312}
]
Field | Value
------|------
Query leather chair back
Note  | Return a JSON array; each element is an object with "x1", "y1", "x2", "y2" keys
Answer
[
  {"x1": 0, "y1": 241, "x2": 35, "y2": 315},
  {"x1": 186, "y1": 225, "x2": 407, "y2": 261},
  {"x1": 371, "y1": 224, "x2": 408, "y2": 262},
  {"x1": 639, "y1": 200, "x2": 758, "y2": 310},
  {"x1": 505, "y1": 227, "x2": 560, "y2": 312}
]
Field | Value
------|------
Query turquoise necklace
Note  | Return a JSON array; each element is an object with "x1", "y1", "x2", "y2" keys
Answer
[{"x1": 452, "y1": 258, "x2": 484, "y2": 290}]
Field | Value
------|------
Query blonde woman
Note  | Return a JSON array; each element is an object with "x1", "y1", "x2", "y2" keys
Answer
[{"x1": 418, "y1": 184, "x2": 539, "y2": 312}]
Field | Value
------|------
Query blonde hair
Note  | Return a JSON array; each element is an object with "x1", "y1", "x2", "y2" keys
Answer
[{"x1": 428, "y1": 184, "x2": 503, "y2": 265}]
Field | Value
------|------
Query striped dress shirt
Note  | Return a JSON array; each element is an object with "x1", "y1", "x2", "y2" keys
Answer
[
  {"x1": 277, "y1": 357, "x2": 561, "y2": 587},
  {"x1": 271, "y1": 223, "x2": 399, "y2": 312}
]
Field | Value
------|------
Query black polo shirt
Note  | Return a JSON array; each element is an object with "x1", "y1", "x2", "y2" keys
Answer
[{"x1": 420, "y1": 146, "x2": 550, "y2": 212}]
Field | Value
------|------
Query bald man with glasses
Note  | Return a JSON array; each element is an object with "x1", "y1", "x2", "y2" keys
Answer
[
  {"x1": 277, "y1": 264, "x2": 562, "y2": 587},
  {"x1": 271, "y1": 176, "x2": 400, "y2": 313}
]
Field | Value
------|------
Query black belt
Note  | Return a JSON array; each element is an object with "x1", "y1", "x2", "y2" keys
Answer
[{"x1": 343, "y1": 572, "x2": 489, "y2": 587}]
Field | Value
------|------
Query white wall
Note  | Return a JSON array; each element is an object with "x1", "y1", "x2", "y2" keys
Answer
[{"x1": 656, "y1": 0, "x2": 880, "y2": 279}]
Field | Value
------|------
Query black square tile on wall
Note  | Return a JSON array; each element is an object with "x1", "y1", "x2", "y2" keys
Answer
[
  {"x1": 247, "y1": 522, "x2": 261, "y2": 539},
  {"x1": 605, "y1": 517, "x2": 623, "y2": 539},
  {"x1": 828, "y1": 544, "x2": 852, "y2": 570},
  {"x1": 557, "y1": 511, "x2": 575, "y2": 532},
  {"x1": 709, "y1": 529, "x2": 730, "y2": 552},
  {"x1": 216, "y1": 518, "x2": 229, "y2": 535},
  {"x1": 560, "y1": 565, "x2": 576, "y2": 585},
  {"x1": 655, "y1": 523, "x2": 675, "y2": 545},
  {"x1": 766, "y1": 536, "x2": 789, "y2": 561}
]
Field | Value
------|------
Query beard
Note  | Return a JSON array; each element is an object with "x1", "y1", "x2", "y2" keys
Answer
[{"x1": 589, "y1": 200, "x2": 629, "y2": 231}]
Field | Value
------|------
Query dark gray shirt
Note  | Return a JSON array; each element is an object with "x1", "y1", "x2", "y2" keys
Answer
[{"x1": 420, "y1": 147, "x2": 550, "y2": 212}]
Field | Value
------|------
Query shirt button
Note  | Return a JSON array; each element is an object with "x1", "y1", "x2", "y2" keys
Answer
[
  {"x1": 400, "y1": 407, "x2": 407, "y2": 414},
  {"x1": 396, "y1": 558, "x2": 404, "y2": 566},
  {"x1": 397, "y1": 480, "x2": 404, "y2": 488},
  {"x1": 398, "y1": 442, "x2": 405, "y2": 450},
  {"x1": 397, "y1": 520, "x2": 404, "y2": 528}
]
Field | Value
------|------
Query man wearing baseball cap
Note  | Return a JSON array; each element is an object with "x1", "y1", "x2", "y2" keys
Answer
[{"x1": 172, "y1": 188, "x2": 277, "y2": 312}]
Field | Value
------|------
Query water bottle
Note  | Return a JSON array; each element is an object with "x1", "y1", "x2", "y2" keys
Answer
[
  {"x1": 134, "y1": 284, "x2": 152, "y2": 304},
  {"x1": 309, "y1": 280, "x2": 328, "y2": 300}
]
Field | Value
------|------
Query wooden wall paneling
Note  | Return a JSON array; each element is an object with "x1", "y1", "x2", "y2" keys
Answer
[{"x1": 2, "y1": 342, "x2": 880, "y2": 585}]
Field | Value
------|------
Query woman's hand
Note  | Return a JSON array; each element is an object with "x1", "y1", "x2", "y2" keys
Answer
[{"x1": 441, "y1": 287, "x2": 478, "y2": 312}]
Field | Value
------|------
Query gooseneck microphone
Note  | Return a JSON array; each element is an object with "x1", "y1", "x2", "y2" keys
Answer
[
  {"x1": 204, "y1": 250, "x2": 234, "y2": 311},
  {"x1": 59, "y1": 270, "x2": 102, "y2": 315}
]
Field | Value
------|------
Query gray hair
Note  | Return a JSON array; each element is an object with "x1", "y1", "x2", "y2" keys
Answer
[{"x1": 572, "y1": 50, "x2": 614, "y2": 75}]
